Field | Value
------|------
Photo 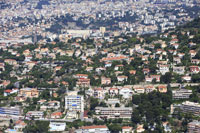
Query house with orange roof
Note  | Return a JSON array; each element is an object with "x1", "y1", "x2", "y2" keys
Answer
[
  {"x1": 134, "y1": 87, "x2": 145, "y2": 94},
  {"x1": 114, "y1": 71, "x2": 123, "y2": 76},
  {"x1": 105, "y1": 61, "x2": 112, "y2": 67},
  {"x1": 4, "y1": 88, "x2": 18, "y2": 96},
  {"x1": 170, "y1": 38, "x2": 178, "y2": 44},
  {"x1": 145, "y1": 75, "x2": 160, "y2": 82},
  {"x1": 15, "y1": 96, "x2": 27, "y2": 102},
  {"x1": 114, "y1": 64, "x2": 124, "y2": 71},
  {"x1": 101, "y1": 55, "x2": 129, "y2": 62},
  {"x1": 25, "y1": 55, "x2": 32, "y2": 62},
  {"x1": 47, "y1": 101, "x2": 60, "y2": 109},
  {"x1": 158, "y1": 85, "x2": 167, "y2": 93},
  {"x1": 129, "y1": 70, "x2": 136, "y2": 75},
  {"x1": 117, "y1": 75, "x2": 128, "y2": 82},
  {"x1": 122, "y1": 126, "x2": 133, "y2": 133},
  {"x1": 101, "y1": 77, "x2": 111, "y2": 85},
  {"x1": 109, "y1": 88, "x2": 119, "y2": 96},
  {"x1": 136, "y1": 124, "x2": 145, "y2": 133},
  {"x1": 4, "y1": 59, "x2": 17, "y2": 65},
  {"x1": 83, "y1": 110, "x2": 89, "y2": 119},
  {"x1": 188, "y1": 42, "x2": 196, "y2": 47},
  {"x1": 4, "y1": 89, "x2": 12, "y2": 96},
  {"x1": 25, "y1": 61, "x2": 37, "y2": 69},
  {"x1": 145, "y1": 85, "x2": 156, "y2": 93},
  {"x1": 14, "y1": 120, "x2": 27, "y2": 132},
  {"x1": 173, "y1": 57, "x2": 181, "y2": 64},
  {"x1": 93, "y1": 88, "x2": 105, "y2": 99},
  {"x1": 51, "y1": 112, "x2": 62, "y2": 119},
  {"x1": 171, "y1": 35, "x2": 177, "y2": 39},
  {"x1": 23, "y1": 49, "x2": 30, "y2": 56},
  {"x1": 0, "y1": 80, "x2": 10, "y2": 88},
  {"x1": 143, "y1": 68, "x2": 150, "y2": 75},
  {"x1": 40, "y1": 47, "x2": 49, "y2": 53},
  {"x1": 119, "y1": 88, "x2": 133, "y2": 99},
  {"x1": 74, "y1": 74, "x2": 88, "y2": 79},
  {"x1": 86, "y1": 67, "x2": 93, "y2": 72},
  {"x1": 182, "y1": 75, "x2": 191, "y2": 82},
  {"x1": 172, "y1": 43, "x2": 179, "y2": 49},
  {"x1": 62, "y1": 81, "x2": 69, "y2": 86},
  {"x1": 189, "y1": 50, "x2": 197, "y2": 58},
  {"x1": 178, "y1": 53, "x2": 185, "y2": 58},
  {"x1": 19, "y1": 88, "x2": 39, "y2": 98},
  {"x1": 76, "y1": 77, "x2": 90, "y2": 86},
  {"x1": 37, "y1": 99, "x2": 47, "y2": 105},
  {"x1": 159, "y1": 65, "x2": 170, "y2": 75},
  {"x1": 189, "y1": 66, "x2": 200, "y2": 74},
  {"x1": 54, "y1": 66, "x2": 62, "y2": 71}
]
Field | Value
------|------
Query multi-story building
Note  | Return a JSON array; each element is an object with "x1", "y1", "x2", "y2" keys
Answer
[
  {"x1": 159, "y1": 65, "x2": 169, "y2": 75},
  {"x1": 180, "y1": 101, "x2": 200, "y2": 115},
  {"x1": 0, "y1": 107, "x2": 21, "y2": 116},
  {"x1": 19, "y1": 88, "x2": 39, "y2": 98},
  {"x1": 173, "y1": 66, "x2": 185, "y2": 75},
  {"x1": 26, "y1": 111, "x2": 44, "y2": 118},
  {"x1": 172, "y1": 89, "x2": 192, "y2": 99},
  {"x1": 95, "y1": 107, "x2": 132, "y2": 119},
  {"x1": 65, "y1": 95, "x2": 84, "y2": 112},
  {"x1": 49, "y1": 122, "x2": 66, "y2": 132},
  {"x1": 188, "y1": 121, "x2": 200, "y2": 133}
]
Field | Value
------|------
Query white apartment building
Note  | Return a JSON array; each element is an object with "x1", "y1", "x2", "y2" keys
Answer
[
  {"x1": 26, "y1": 111, "x2": 44, "y2": 118},
  {"x1": 76, "y1": 125, "x2": 110, "y2": 133},
  {"x1": 172, "y1": 89, "x2": 192, "y2": 100},
  {"x1": 49, "y1": 122, "x2": 66, "y2": 132},
  {"x1": 173, "y1": 66, "x2": 185, "y2": 75},
  {"x1": 95, "y1": 107, "x2": 132, "y2": 119},
  {"x1": 159, "y1": 65, "x2": 169, "y2": 75},
  {"x1": 65, "y1": 95, "x2": 84, "y2": 112}
]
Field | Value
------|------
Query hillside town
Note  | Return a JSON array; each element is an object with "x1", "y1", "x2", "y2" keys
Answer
[
  {"x1": 1, "y1": 0, "x2": 200, "y2": 133},
  {"x1": 0, "y1": 14, "x2": 200, "y2": 132}
]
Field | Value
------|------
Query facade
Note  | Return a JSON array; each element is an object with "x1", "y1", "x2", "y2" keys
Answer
[
  {"x1": 76, "y1": 78, "x2": 90, "y2": 87},
  {"x1": 0, "y1": 107, "x2": 21, "y2": 116},
  {"x1": 157, "y1": 85, "x2": 167, "y2": 93},
  {"x1": 95, "y1": 107, "x2": 132, "y2": 119},
  {"x1": 65, "y1": 95, "x2": 84, "y2": 112},
  {"x1": 188, "y1": 121, "x2": 200, "y2": 133},
  {"x1": 19, "y1": 88, "x2": 39, "y2": 98},
  {"x1": 93, "y1": 88, "x2": 105, "y2": 99},
  {"x1": 172, "y1": 89, "x2": 192, "y2": 99},
  {"x1": 159, "y1": 65, "x2": 169, "y2": 75},
  {"x1": 173, "y1": 66, "x2": 185, "y2": 75},
  {"x1": 26, "y1": 111, "x2": 44, "y2": 118},
  {"x1": 76, "y1": 125, "x2": 110, "y2": 133},
  {"x1": 180, "y1": 101, "x2": 200, "y2": 115},
  {"x1": 14, "y1": 120, "x2": 27, "y2": 132}
]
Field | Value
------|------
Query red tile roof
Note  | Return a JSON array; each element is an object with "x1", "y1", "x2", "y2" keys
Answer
[{"x1": 81, "y1": 125, "x2": 107, "y2": 129}]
